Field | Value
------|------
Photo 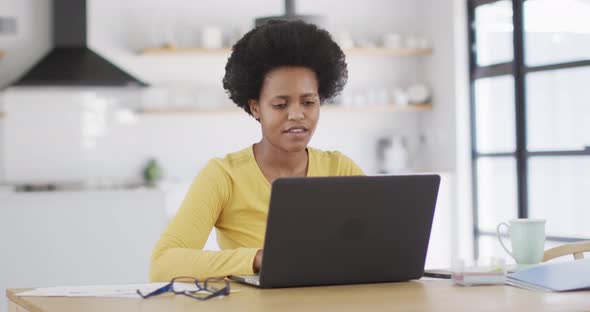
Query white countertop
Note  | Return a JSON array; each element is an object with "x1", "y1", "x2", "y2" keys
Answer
[{"x1": 0, "y1": 186, "x2": 165, "y2": 198}]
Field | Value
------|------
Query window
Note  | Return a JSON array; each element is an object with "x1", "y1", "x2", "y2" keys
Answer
[{"x1": 468, "y1": 0, "x2": 590, "y2": 258}]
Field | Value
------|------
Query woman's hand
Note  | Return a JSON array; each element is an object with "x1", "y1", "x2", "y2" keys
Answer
[{"x1": 253, "y1": 249, "x2": 263, "y2": 273}]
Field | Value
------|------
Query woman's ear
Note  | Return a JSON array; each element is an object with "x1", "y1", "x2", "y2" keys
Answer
[{"x1": 249, "y1": 99, "x2": 260, "y2": 121}]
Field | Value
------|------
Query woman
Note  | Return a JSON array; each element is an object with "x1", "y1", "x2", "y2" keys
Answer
[{"x1": 149, "y1": 20, "x2": 364, "y2": 281}]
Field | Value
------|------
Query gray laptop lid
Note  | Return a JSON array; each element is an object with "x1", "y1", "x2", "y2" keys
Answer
[{"x1": 258, "y1": 174, "x2": 440, "y2": 288}]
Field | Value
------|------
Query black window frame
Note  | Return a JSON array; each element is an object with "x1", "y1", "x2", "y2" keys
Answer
[{"x1": 467, "y1": 0, "x2": 590, "y2": 258}]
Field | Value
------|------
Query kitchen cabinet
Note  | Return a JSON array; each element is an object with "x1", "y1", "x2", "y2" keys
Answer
[{"x1": 0, "y1": 189, "x2": 167, "y2": 311}]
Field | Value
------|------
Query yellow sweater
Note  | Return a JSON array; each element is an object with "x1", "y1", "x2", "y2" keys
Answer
[{"x1": 149, "y1": 145, "x2": 364, "y2": 281}]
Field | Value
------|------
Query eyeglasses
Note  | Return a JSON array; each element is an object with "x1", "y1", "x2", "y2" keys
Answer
[{"x1": 137, "y1": 276, "x2": 230, "y2": 301}]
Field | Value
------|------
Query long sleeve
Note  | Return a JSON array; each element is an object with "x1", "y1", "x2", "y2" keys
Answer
[{"x1": 149, "y1": 160, "x2": 259, "y2": 281}]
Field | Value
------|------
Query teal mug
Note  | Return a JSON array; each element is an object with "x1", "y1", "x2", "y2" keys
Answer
[{"x1": 496, "y1": 219, "x2": 546, "y2": 265}]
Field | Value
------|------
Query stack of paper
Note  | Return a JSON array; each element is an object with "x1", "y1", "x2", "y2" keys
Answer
[
  {"x1": 16, "y1": 283, "x2": 170, "y2": 298},
  {"x1": 506, "y1": 258, "x2": 590, "y2": 292},
  {"x1": 16, "y1": 283, "x2": 238, "y2": 298}
]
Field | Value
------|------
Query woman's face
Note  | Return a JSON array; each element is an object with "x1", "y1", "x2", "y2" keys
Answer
[{"x1": 249, "y1": 66, "x2": 320, "y2": 153}]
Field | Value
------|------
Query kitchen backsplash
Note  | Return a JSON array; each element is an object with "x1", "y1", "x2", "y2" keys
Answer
[{"x1": 0, "y1": 87, "x2": 426, "y2": 185}]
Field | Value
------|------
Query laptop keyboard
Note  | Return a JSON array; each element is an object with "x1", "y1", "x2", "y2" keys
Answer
[{"x1": 244, "y1": 275, "x2": 260, "y2": 285}]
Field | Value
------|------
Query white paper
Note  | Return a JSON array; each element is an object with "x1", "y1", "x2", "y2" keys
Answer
[{"x1": 16, "y1": 283, "x2": 238, "y2": 298}]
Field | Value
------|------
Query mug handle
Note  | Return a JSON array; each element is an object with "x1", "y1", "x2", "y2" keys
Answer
[{"x1": 496, "y1": 222, "x2": 514, "y2": 259}]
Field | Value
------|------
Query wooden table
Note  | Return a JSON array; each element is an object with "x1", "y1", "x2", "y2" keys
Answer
[{"x1": 7, "y1": 280, "x2": 590, "y2": 312}]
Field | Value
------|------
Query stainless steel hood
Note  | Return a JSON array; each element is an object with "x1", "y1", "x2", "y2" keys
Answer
[
  {"x1": 255, "y1": 0, "x2": 325, "y2": 27},
  {"x1": 14, "y1": 0, "x2": 147, "y2": 87}
]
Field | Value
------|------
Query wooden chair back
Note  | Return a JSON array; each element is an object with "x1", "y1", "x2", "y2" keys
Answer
[{"x1": 542, "y1": 241, "x2": 590, "y2": 262}]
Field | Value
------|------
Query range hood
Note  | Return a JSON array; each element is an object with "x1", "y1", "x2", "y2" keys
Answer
[
  {"x1": 14, "y1": 0, "x2": 147, "y2": 87},
  {"x1": 255, "y1": 0, "x2": 325, "y2": 27}
]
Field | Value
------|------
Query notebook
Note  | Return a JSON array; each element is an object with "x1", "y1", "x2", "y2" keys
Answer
[{"x1": 506, "y1": 258, "x2": 590, "y2": 292}]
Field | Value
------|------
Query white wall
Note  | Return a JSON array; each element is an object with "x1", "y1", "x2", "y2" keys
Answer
[
  {"x1": 0, "y1": 0, "x2": 50, "y2": 182},
  {"x1": 0, "y1": 0, "x2": 51, "y2": 87},
  {"x1": 88, "y1": 0, "x2": 425, "y2": 87},
  {"x1": 416, "y1": 0, "x2": 473, "y2": 260}
]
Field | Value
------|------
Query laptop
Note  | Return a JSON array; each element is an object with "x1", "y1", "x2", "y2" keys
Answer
[{"x1": 229, "y1": 174, "x2": 440, "y2": 288}]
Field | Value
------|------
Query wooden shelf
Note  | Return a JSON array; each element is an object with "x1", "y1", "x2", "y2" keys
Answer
[
  {"x1": 141, "y1": 47, "x2": 230, "y2": 55},
  {"x1": 139, "y1": 47, "x2": 432, "y2": 57},
  {"x1": 139, "y1": 103, "x2": 432, "y2": 115},
  {"x1": 140, "y1": 107, "x2": 242, "y2": 114},
  {"x1": 322, "y1": 103, "x2": 432, "y2": 112},
  {"x1": 344, "y1": 47, "x2": 432, "y2": 56}
]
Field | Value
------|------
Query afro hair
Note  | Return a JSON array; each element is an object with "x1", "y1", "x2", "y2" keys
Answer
[{"x1": 222, "y1": 20, "x2": 348, "y2": 116}]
